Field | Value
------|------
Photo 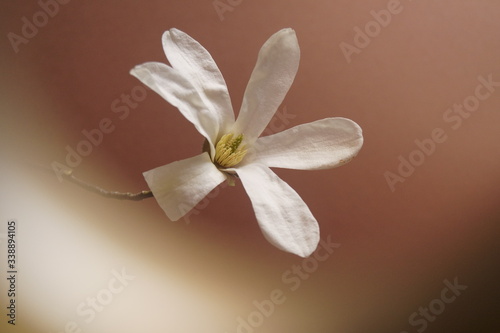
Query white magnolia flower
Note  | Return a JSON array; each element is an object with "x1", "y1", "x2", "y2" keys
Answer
[{"x1": 130, "y1": 28, "x2": 363, "y2": 257}]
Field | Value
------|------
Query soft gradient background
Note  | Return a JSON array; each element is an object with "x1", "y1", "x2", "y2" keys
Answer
[{"x1": 1, "y1": 1, "x2": 500, "y2": 332}]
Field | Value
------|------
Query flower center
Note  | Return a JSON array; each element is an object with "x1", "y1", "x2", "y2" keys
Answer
[{"x1": 214, "y1": 133, "x2": 247, "y2": 168}]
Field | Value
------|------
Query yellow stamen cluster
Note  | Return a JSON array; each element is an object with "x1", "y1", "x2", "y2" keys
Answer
[{"x1": 214, "y1": 133, "x2": 247, "y2": 168}]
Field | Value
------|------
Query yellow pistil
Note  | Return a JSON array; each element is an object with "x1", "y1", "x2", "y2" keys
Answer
[{"x1": 214, "y1": 133, "x2": 247, "y2": 168}]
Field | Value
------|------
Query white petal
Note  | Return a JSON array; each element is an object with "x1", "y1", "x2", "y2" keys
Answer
[
  {"x1": 249, "y1": 118, "x2": 363, "y2": 170},
  {"x1": 130, "y1": 62, "x2": 219, "y2": 150},
  {"x1": 163, "y1": 29, "x2": 235, "y2": 135},
  {"x1": 236, "y1": 164, "x2": 320, "y2": 257},
  {"x1": 143, "y1": 153, "x2": 227, "y2": 221},
  {"x1": 232, "y1": 28, "x2": 300, "y2": 142}
]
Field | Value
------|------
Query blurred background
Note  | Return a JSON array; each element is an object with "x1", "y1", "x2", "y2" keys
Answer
[{"x1": 1, "y1": 0, "x2": 500, "y2": 332}]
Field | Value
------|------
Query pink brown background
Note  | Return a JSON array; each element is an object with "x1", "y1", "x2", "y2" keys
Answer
[{"x1": 1, "y1": 0, "x2": 500, "y2": 332}]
